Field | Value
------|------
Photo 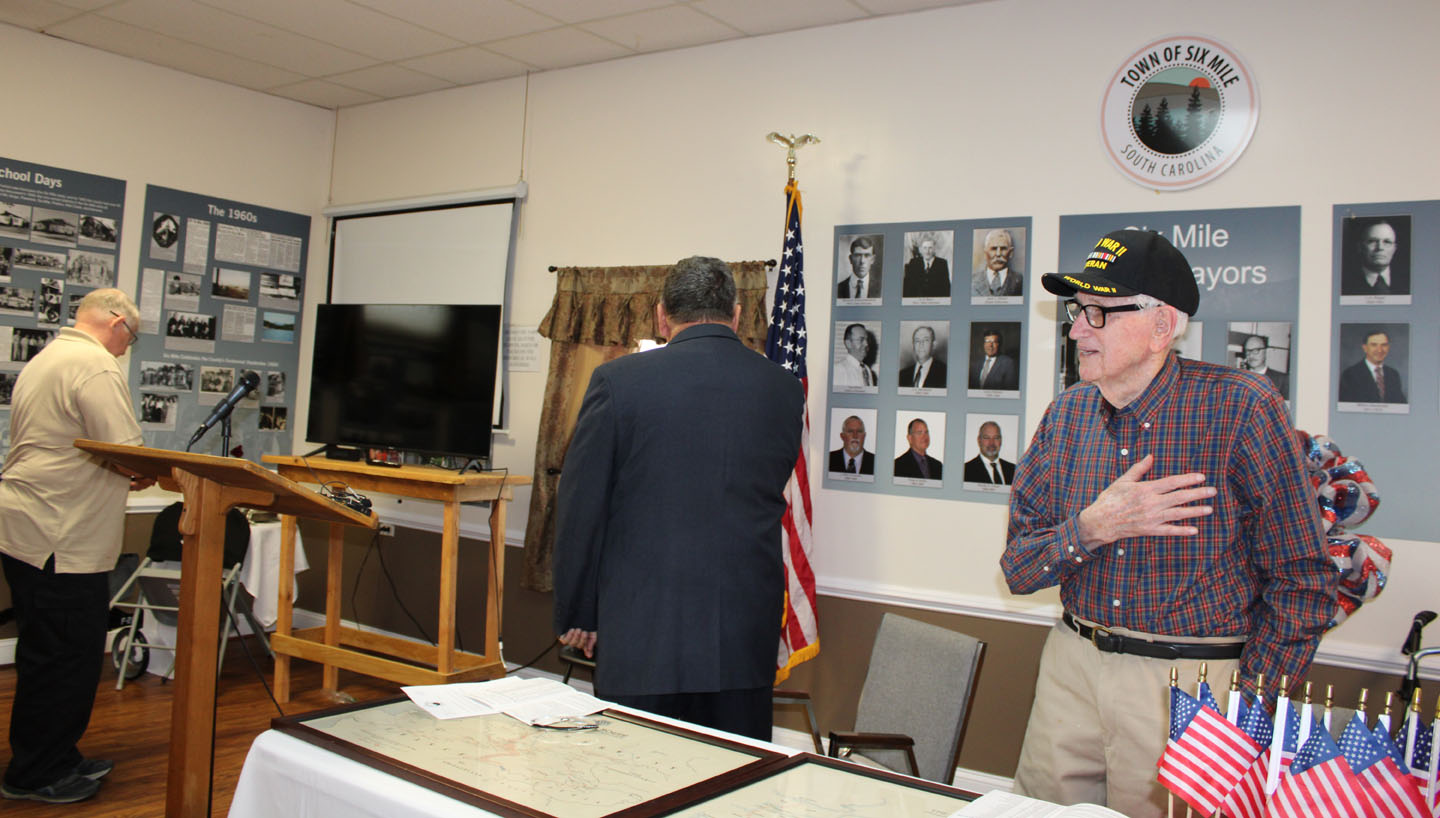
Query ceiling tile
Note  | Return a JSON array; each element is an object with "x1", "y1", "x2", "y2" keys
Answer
[
  {"x1": 347, "y1": 0, "x2": 560, "y2": 43},
  {"x1": 689, "y1": 0, "x2": 867, "y2": 35},
  {"x1": 581, "y1": 5, "x2": 742, "y2": 53},
  {"x1": 852, "y1": 0, "x2": 978, "y2": 13},
  {"x1": 44, "y1": 14, "x2": 307, "y2": 89},
  {"x1": 267, "y1": 78, "x2": 383, "y2": 108},
  {"x1": 51, "y1": 0, "x2": 112, "y2": 9},
  {"x1": 326, "y1": 63, "x2": 456, "y2": 98},
  {"x1": 195, "y1": 0, "x2": 465, "y2": 61},
  {"x1": 399, "y1": 46, "x2": 532, "y2": 85},
  {"x1": 99, "y1": 0, "x2": 375, "y2": 76},
  {"x1": 0, "y1": 0, "x2": 82, "y2": 28},
  {"x1": 516, "y1": 0, "x2": 674, "y2": 25},
  {"x1": 483, "y1": 26, "x2": 633, "y2": 71}
]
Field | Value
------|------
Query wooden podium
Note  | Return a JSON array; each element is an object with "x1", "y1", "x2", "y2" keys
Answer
[
  {"x1": 74, "y1": 440, "x2": 377, "y2": 818},
  {"x1": 260, "y1": 456, "x2": 529, "y2": 701}
]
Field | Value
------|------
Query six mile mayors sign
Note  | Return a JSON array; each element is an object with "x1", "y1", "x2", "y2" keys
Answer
[{"x1": 1100, "y1": 35, "x2": 1259, "y2": 191}]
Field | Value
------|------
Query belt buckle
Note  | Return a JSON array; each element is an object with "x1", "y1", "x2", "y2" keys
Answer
[{"x1": 1089, "y1": 625, "x2": 1112, "y2": 649}]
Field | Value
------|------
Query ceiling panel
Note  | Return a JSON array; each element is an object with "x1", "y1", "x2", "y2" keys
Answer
[
  {"x1": 398, "y1": 46, "x2": 533, "y2": 86},
  {"x1": 483, "y1": 26, "x2": 634, "y2": 72},
  {"x1": 581, "y1": 5, "x2": 742, "y2": 53},
  {"x1": 196, "y1": 0, "x2": 466, "y2": 62}
]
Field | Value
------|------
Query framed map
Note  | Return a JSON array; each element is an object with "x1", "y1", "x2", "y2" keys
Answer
[
  {"x1": 667, "y1": 753, "x2": 978, "y2": 817},
  {"x1": 272, "y1": 697, "x2": 785, "y2": 818}
]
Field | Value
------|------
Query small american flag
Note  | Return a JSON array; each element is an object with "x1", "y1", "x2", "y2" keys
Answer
[
  {"x1": 1270, "y1": 725, "x2": 1370, "y2": 818},
  {"x1": 1157, "y1": 686, "x2": 1258, "y2": 814},
  {"x1": 1355, "y1": 718, "x2": 1432, "y2": 818},
  {"x1": 767, "y1": 179, "x2": 818, "y2": 683},
  {"x1": 1222, "y1": 694, "x2": 1275, "y2": 818}
]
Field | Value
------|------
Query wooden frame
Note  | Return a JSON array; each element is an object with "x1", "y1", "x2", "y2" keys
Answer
[
  {"x1": 261, "y1": 455, "x2": 530, "y2": 700},
  {"x1": 661, "y1": 752, "x2": 981, "y2": 816},
  {"x1": 271, "y1": 697, "x2": 786, "y2": 818}
]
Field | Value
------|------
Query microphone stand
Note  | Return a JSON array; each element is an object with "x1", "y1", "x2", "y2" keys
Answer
[{"x1": 220, "y1": 414, "x2": 233, "y2": 458}]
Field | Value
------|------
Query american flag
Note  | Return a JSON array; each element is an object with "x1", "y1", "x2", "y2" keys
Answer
[
  {"x1": 1270, "y1": 725, "x2": 1370, "y2": 818},
  {"x1": 767, "y1": 179, "x2": 818, "y2": 683},
  {"x1": 1157, "y1": 686, "x2": 1259, "y2": 814},
  {"x1": 1405, "y1": 718, "x2": 1432, "y2": 794},
  {"x1": 1354, "y1": 717, "x2": 1432, "y2": 818},
  {"x1": 1222, "y1": 694, "x2": 1275, "y2": 818}
]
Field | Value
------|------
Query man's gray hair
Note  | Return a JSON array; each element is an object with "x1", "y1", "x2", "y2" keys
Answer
[
  {"x1": 984, "y1": 228, "x2": 1014, "y2": 246},
  {"x1": 78, "y1": 288, "x2": 138, "y2": 325},
  {"x1": 663, "y1": 256, "x2": 737, "y2": 325},
  {"x1": 1132, "y1": 293, "x2": 1189, "y2": 341}
]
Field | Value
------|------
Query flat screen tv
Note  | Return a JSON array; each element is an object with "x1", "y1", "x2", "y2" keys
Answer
[{"x1": 306, "y1": 304, "x2": 502, "y2": 461}]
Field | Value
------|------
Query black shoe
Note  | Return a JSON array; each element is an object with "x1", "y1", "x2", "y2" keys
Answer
[
  {"x1": 74, "y1": 758, "x2": 114, "y2": 781},
  {"x1": 0, "y1": 773, "x2": 101, "y2": 803}
]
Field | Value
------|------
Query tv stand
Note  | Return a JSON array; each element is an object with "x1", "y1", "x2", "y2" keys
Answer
[{"x1": 261, "y1": 455, "x2": 530, "y2": 701}]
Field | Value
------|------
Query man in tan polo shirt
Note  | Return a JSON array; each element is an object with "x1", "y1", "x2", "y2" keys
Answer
[{"x1": 0, "y1": 289, "x2": 151, "y2": 804}]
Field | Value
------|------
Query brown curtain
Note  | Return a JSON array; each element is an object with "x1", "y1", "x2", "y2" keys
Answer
[{"x1": 520, "y1": 260, "x2": 771, "y2": 591}]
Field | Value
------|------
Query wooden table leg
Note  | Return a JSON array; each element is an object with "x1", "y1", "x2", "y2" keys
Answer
[
  {"x1": 486, "y1": 499, "x2": 507, "y2": 664},
  {"x1": 323, "y1": 521, "x2": 343, "y2": 694},
  {"x1": 274, "y1": 514, "x2": 296, "y2": 703},
  {"x1": 437, "y1": 501, "x2": 459, "y2": 675}
]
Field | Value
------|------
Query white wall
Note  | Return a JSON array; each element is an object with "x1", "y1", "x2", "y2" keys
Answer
[
  {"x1": 283, "y1": 0, "x2": 1440, "y2": 674},
  {"x1": 0, "y1": 24, "x2": 335, "y2": 321}
]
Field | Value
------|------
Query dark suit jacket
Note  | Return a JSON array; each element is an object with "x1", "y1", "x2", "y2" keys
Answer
[
  {"x1": 553, "y1": 323, "x2": 803, "y2": 697},
  {"x1": 1338, "y1": 360, "x2": 1406, "y2": 404},
  {"x1": 837, "y1": 272, "x2": 882, "y2": 299},
  {"x1": 1341, "y1": 265, "x2": 1409, "y2": 297},
  {"x1": 969, "y1": 354, "x2": 1018, "y2": 390},
  {"x1": 893, "y1": 450, "x2": 943, "y2": 480},
  {"x1": 829, "y1": 448, "x2": 875, "y2": 475},
  {"x1": 972, "y1": 267, "x2": 1024, "y2": 297},
  {"x1": 963, "y1": 456, "x2": 1015, "y2": 484},
  {"x1": 902, "y1": 257, "x2": 950, "y2": 297},
  {"x1": 1259, "y1": 368, "x2": 1288, "y2": 399},
  {"x1": 898, "y1": 358, "x2": 947, "y2": 389}
]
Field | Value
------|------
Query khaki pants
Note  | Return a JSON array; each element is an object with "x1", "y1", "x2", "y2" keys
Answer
[{"x1": 1012, "y1": 619, "x2": 1242, "y2": 818}]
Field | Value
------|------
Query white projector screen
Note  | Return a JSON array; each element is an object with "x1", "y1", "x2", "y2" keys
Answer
[{"x1": 327, "y1": 199, "x2": 517, "y2": 428}]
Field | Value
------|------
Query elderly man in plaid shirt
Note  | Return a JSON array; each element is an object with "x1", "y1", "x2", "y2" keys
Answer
[{"x1": 1001, "y1": 229, "x2": 1336, "y2": 818}]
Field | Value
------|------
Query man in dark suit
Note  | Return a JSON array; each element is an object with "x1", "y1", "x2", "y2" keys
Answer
[
  {"x1": 1240, "y1": 335, "x2": 1288, "y2": 399},
  {"x1": 902, "y1": 238, "x2": 950, "y2": 297},
  {"x1": 969, "y1": 328, "x2": 1018, "y2": 390},
  {"x1": 553, "y1": 256, "x2": 803, "y2": 739},
  {"x1": 897, "y1": 325, "x2": 947, "y2": 389},
  {"x1": 963, "y1": 421, "x2": 1015, "y2": 485},
  {"x1": 1338, "y1": 329, "x2": 1406, "y2": 403},
  {"x1": 828, "y1": 415, "x2": 874, "y2": 475},
  {"x1": 837, "y1": 236, "x2": 882, "y2": 299},
  {"x1": 893, "y1": 418, "x2": 943, "y2": 480},
  {"x1": 1341, "y1": 219, "x2": 1409, "y2": 296}
]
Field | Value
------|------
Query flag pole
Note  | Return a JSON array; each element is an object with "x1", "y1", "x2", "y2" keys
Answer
[
  {"x1": 1265, "y1": 674, "x2": 1290, "y2": 795},
  {"x1": 765, "y1": 131, "x2": 821, "y2": 685}
]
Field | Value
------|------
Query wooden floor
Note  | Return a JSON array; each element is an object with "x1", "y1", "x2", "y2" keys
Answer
[{"x1": 0, "y1": 637, "x2": 400, "y2": 817}]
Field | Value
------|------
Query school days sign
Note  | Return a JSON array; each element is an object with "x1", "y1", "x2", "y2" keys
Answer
[{"x1": 1100, "y1": 35, "x2": 1259, "y2": 191}]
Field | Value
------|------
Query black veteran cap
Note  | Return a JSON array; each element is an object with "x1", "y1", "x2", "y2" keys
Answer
[{"x1": 1042, "y1": 229, "x2": 1200, "y2": 316}]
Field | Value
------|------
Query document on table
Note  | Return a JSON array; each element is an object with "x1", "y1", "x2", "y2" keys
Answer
[{"x1": 403, "y1": 677, "x2": 609, "y2": 724}]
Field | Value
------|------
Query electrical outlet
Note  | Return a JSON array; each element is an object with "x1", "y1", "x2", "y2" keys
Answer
[{"x1": 377, "y1": 523, "x2": 395, "y2": 537}]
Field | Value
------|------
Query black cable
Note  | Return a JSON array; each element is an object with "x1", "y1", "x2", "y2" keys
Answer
[{"x1": 506, "y1": 640, "x2": 559, "y2": 675}]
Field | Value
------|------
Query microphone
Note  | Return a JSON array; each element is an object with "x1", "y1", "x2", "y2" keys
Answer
[
  {"x1": 188, "y1": 370, "x2": 260, "y2": 448},
  {"x1": 1402, "y1": 610, "x2": 1436, "y2": 655}
]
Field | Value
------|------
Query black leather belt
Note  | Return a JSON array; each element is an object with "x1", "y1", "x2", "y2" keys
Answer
[{"x1": 1062, "y1": 612, "x2": 1245, "y2": 661}]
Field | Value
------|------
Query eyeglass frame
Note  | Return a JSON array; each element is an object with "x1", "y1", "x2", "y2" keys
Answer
[
  {"x1": 109, "y1": 310, "x2": 140, "y2": 346},
  {"x1": 1063, "y1": 298, "x2": 1147, "y2": 329}
]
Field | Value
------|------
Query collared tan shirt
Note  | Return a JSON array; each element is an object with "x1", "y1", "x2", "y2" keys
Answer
[{"x1": 0, "y1": 327, "x2": 142, "y2": 572}]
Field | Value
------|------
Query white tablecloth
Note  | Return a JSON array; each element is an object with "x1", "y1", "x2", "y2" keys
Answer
[{"x1": 240, "y1": 520, "x2": 308, "y2": 626}]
